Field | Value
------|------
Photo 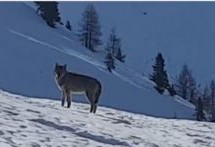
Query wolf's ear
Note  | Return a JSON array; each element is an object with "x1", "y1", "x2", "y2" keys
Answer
[{"x1": 55, "y1": 62, "x2": 58, "y2": 67}]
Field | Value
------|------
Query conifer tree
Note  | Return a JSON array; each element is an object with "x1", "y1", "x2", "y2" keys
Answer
[
  {"x1": 210, "y1": 80, "x2": 215, "y2": 122},
  {"x1": 65, "y1": 20, "x2": 72, "y2": 31},
  {"x1": 189, "y1": 89, "x2": 195, "y2": 104},
  {"x1": 203, "y1": 85, "x2": 210, "y2": 100},
  {"x1": 106, "y1": 28, "x2": 126, "y2": 63},
  {"x1": 196, "y1": 97, "x2": 206, "y2": 121},
  {"x1": 210, "y1": 80, "x2": 215, "y2": 107},
  {"x1": 35, "y1": 2, "x2": 61, "y2": 28},
  {"x1": 115, "y1": 46, "x2": 126, "y2": 63},
  {"x1": 150, "y1": 53, "x2": 170, "y2": 94},
  {"x1": 168, "y1": 84, "x2": 177, "y2": 96},
  {"x1": 104, "y1": 51, "x2": 115, "y2": 73}
]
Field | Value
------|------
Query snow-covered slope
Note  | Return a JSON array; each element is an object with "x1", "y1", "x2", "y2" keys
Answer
[
  {"x1": 0, "y1": 90, "x2": 215, "y2": 147},
  {"x1": 0, "y1": 2, "x2": 195, "y2": 119},
  {"x1": 59, "y1": 2, "x2": 215, "y2": 84}
]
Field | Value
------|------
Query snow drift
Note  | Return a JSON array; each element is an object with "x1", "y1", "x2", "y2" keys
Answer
[{"x1": 0, "y1": 90, "x2": 215, "y2": 147}]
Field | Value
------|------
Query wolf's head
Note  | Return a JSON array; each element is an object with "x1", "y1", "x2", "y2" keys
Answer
[{"x1": 54, "y1": 63, "x2": 67, "y2": 78}]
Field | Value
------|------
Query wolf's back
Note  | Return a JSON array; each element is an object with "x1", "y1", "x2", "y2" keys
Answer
[{"x1": 62, "y1": 72, "x2": 101, "y2": 92}]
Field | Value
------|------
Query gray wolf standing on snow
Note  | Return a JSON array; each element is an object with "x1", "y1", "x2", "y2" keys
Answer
[{"x1": 54, "y1": 63, "x2": 102, "y2": 113}]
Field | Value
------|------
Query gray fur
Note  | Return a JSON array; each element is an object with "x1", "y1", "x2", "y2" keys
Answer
[{"x1": 54, "y1": 63, "x2": 101, "y2": 113}]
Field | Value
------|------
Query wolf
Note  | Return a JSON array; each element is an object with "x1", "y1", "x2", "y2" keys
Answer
[{"x1": 54, "y1": 63, "x2": 102, "y2": 113}]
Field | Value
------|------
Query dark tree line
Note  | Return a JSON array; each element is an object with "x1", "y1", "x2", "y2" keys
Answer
[
  {"x1": 199, "y1": 80, "x2": 215, "y2": 122},
  {"x1": 149, "y1": 53, "x2": 214, "y2": 121},
  {"x1": 35, "y1": 2, "x2": 61, "y2": 28},
  {"x1": 176, "y1": 65, "x2": 215, "y2": 122}
]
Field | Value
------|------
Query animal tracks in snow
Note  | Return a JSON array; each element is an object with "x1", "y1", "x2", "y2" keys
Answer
[{"x1": 0, "y1": 90, "x2": 215, "y2": 147}]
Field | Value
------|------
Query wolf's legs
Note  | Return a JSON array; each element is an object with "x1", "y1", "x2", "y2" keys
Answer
[
  {"x1": 86, "y1": 91, "x2": 98, "y2": 113},
  {"x1": 66, "y1": 90, "x2": 71, "y2": 108},
  {"x1": 90, "y1": 103, "x2": 94, "y2": 113},
  {"x1": 93, "y1": 104, "x2": 97, "y2": 113},
  {"x1": 61, "y1": 90, "x2": 65, "y2": 107},
  {"x1": 86, "y1": 91, "x2": 94, "y2": 113},
  {"x1": 90, "y1": 104, "x2": 97, "y2": 113}
]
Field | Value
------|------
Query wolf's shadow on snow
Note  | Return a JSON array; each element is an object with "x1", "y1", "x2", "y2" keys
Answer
[{"x1": 29, "y1": 119, "x2": 130, "y2": 146}]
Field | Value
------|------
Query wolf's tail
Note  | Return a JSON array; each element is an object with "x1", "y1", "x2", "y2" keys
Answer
[{"x1": 94, "y1": 80, "x2": 102, "y2": 104}]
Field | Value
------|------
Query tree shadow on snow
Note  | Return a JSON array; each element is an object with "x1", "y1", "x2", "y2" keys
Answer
[{"x1": 29, "y1": 119, "x2": 130, "y2": 146}]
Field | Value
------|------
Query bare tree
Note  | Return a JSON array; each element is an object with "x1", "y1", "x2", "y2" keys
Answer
[
  {"x1": 78, "y1": 3, "x2": 102, "y2": 52},
  {"x1": 106, "y1": 28, "x2": 126, "y2": 63},
  {"x1": 176, "y1": 64, "x2": 196, "y2": 101}
]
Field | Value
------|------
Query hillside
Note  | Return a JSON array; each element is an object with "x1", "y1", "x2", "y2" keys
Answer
[
  {"x1": 0, "y1": 90, "x2": 215, "y2": 147},
  {"x1": 59, "y1": 2, "x2": 215, "y2": 84},
  {"x1": 0, "y1": 2, "x2": 195, "y2": 119}
]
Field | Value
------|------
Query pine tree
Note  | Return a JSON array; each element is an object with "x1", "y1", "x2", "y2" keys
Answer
[
  {"x1": 115, "y1": 46, "x2": 126, "y2": 63},
  {"x1": 104, "y1": 51, "x2": 115, "y2": 73},
  {"x1": 203, "y1": 85, "x2": 210, "y2": 100},
  {"x1": 106, "y1": 28, "x2": 126, "y2": 63},
  {"x1": 35, "y1": 2, "x2": 41, "y2": 14},
  {"x1": 189, "y1": 89, "x2": 195, "y2": 104},
  {"x1": 168, "y1": 84, "x2": 177, "y2": 96},
  {"x1": 210, "y1": 80, "x2": 215, "y2": 107},
  {"x1": 177, "y1": 64, "x2": 196, "y2": 100},
  {"x1": 150, "y1": 53, "x2": 169, "y2": 94},
  {"x1": 35, "y1": 2, "x2": 61, "y2": 28},
  {"x1": 196, "y1": 97, "x2": 205, "y2": 121},
  {"x1": 65, "y1": 20, "x2": 72, "y2": 30},
  {"x1": 210, "y1": 80, "x2": 215, "y2": 122},
  {"x1": 78, "y1": 3, "x2": 102, "y2": 52}
]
